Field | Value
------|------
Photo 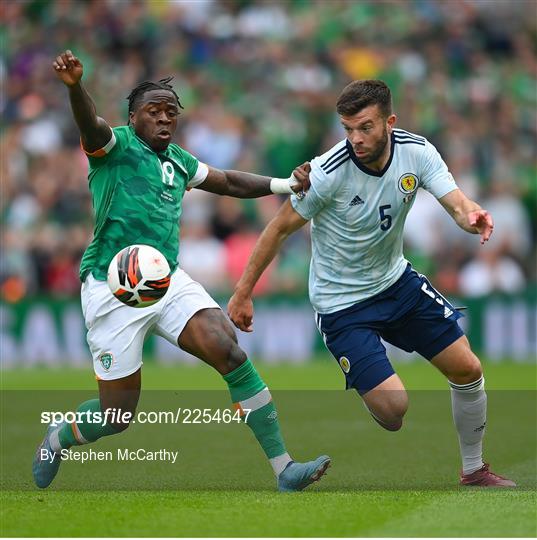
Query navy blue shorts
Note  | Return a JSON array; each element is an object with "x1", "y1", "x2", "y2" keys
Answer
[{"x1": 316, "y1": 264, "x2": 464, "y2": 395}]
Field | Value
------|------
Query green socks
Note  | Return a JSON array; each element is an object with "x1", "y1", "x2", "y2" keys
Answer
[
  {"x1": 224, "y1": 360, "x2": 291, "y2": 475},
  {"x1": 51, "y1": 399, "x2": 118, "y2": 452},
  {"x1": 48, "y1": 363, "x2": 292, "y2": 476}
]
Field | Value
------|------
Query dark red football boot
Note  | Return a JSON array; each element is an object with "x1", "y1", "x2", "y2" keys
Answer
[{"x1": 460, "y1": 463, "x2": 516, "y2": 487}]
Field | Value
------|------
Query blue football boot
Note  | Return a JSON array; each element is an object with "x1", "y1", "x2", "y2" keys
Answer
[
  {"x1": 277, "y1": 455, "x2": 331, "y2": 492},
  {"x1": 32, "y1": 422, "x2": 65, "y2": 488}
]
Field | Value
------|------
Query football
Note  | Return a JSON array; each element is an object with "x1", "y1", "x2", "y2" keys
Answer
[{"x1": 107, "y1": 244, "x2": 171, "y2": 308}]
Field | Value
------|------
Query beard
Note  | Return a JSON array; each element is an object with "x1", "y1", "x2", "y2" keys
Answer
[{"x1": 358, "y1": 128, "x2": 389, "y2": 164}]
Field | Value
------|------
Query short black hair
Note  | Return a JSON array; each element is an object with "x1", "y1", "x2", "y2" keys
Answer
[
  {"x1": 336, "y1": 80, "x2": 392, "y2": 118},
  {"x1": 126, "y1": 76, "x2": 184, "y2": 115}
]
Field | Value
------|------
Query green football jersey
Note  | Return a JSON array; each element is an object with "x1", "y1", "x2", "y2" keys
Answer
[{"x1": 79, "y1": 126, "x2": 201, "y2": 281}]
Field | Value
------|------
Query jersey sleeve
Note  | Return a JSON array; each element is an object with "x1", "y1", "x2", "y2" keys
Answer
[
  {"x1": 419, "y1": 140, "x2": 458, "y2": 199},
  {"x1": 186, "y1": 162, "x2": 209, "y2": 188},
  {"x1": 290, "y1": 159, "x2": 332, "y2": 220},
  {"x1": 169, "y1": 147, "x2": 209, "y2": 188},
  {"x1": 83, "y1": 126, "x2": 131, "y2": 169}
]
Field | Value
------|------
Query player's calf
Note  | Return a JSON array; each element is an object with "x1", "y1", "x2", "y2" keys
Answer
[
  {"x1": 431, "y1": 336, "x2": 491, "y2": 478},
  {"x1": 180, "y1": 309, "x2": 330, "y2": 489},
  {"x1": 32, "y1": 399, "x2": 122, "y2": 488}
]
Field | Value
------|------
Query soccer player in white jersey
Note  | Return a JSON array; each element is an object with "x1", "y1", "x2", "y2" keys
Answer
[{"x1": 228, "y1": 80, "x2": 515, "y2": 487}]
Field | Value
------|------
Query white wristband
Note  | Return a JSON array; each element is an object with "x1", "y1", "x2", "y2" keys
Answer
[{"x1": 270, "y1": 176, "x2": 295, "y2": 195}]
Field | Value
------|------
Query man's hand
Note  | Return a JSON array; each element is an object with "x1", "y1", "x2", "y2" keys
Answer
[
  {"x1": 227, "y1": 291, "x2": 254, "y2": 332},
  {"x1": 468, "y1": 210, "x2": 494, "y2": 244},
  {"x1": 53, "y1": 50, "x2": 83, "y2": 87},
  {"x1": 290, "y1": 162, "x2": 311, "y2": 197},
  {"x1": 439, "y1": 190, "x2": 494, "y2": 244}
]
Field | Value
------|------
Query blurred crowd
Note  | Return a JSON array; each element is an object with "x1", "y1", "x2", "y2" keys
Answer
[{"x1": 1, "y1": 0, "x2": 535, "y2": 303}]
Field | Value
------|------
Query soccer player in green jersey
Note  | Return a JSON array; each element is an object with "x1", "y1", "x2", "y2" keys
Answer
[{"x1": 32, "y1": 50, "x2": 330, "y2": 492}]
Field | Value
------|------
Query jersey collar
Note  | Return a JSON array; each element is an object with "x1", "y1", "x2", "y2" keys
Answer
[
  {"x1": 131, "y1": 126, "x2": 171, "y2": 157},
  {"x1": 346, "y1": 131, "x2": 395, "y2": 178}
]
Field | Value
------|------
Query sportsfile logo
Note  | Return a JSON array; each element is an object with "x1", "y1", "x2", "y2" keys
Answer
[
  {"x1": 40, "y1": 407, "x2": 251, "y2": 427},
  {"x1": 41, "y1": 408, "x2": 130, "y2": 427}
]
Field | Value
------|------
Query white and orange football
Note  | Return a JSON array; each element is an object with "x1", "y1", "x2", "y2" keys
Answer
[{"x1": 107, "y1": 244, "x2": 171, "y2": 308}]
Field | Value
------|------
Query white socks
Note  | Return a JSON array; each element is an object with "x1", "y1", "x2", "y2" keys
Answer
[
  {"x1": 449, "y1": 376, "x2": 486, "y2": 474},
  {"x1": 270, "y1": 453, "x2": 292, "y2": 476},
  {"x1": 49, "y1": 426, "x2": 62, "y2": 454}
]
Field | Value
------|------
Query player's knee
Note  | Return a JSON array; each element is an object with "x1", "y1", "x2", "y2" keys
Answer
[
  {"x1": 385, "y1": 399, "x2": 408, "y2": 431},
  {"x1": 450, "y1": 350, "x2": 483, "y2": 384},
  {"x1": 393, "y1": 398, "x2": 408, "y2": 421},
  {"x1": 368, "y1": 394, "x2": 408, "y2": 432}
]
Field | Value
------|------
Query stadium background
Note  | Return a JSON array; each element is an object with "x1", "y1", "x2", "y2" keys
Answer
[{"x1": 1, "y1": 0, "x2": 536, "y2": 367}]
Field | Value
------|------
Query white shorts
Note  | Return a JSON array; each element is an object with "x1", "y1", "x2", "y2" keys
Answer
[{"x1": 81, "y1": 268, "x2": 220, "y2": 380}]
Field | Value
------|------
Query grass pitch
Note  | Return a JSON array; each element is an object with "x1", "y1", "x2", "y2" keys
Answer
[{"x1": 1, "y1": 360, "x2": 536, "y2": 537}]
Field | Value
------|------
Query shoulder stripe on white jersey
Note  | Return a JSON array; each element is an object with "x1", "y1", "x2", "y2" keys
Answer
[
  {"x1": 324, "y1": 155, "x2": 350, "y2": 174},
  {"x1": 393, "y1": 129, "x2": 425, "y2": 142},
  {"x1": 321, "y1": 145, "x2": 348, "y2": 169},
  {"x1": 394, "y1": 134, "x2": 426, "y2": 142},
  {"x1": 321, "y1": 149, "x2": 349, "y2": 172},
  {"x1": 394, "y1": 138, "x2": 425, "y2": 146},
  {"x1": 394, "y1": 128, "x2": 425, "y2": 139}
]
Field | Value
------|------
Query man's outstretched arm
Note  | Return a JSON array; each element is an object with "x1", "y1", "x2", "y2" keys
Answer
[
  {"x1": 196, "y1": 163, "x2": 311, "y2": 199},
  {"x1": 227, "y1": 199, "x2": 309, "y2": 332},
  {"x1": 53, "y1": 50, "x2": 112, "y2": 153},
  {"x1": 439, "y1": 188, "x2": 494, "y2": 245}
]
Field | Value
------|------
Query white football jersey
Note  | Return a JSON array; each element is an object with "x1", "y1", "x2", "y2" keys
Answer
[{"x1": 291, "y1": 128, "x2": 457, "y2": 314}]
